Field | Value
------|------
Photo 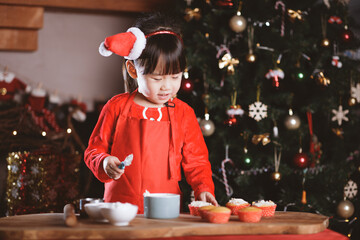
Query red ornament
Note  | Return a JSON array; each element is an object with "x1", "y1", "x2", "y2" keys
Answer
[
  {"x1": 328, "y1": 16, "x2": 343, "y2": 25},
  {"x1": 216, "y1": 0, "x2": 233, "y2": 7},
  {"x1": 224, "y1": 116, "x2": 237, "y2": 126},
  {"x1": 341, "y1": 29, "x2": 353, "y2": 43},
  {"x1": 181, "y1": 78, "x2": 194, "y2": 92},
  {"x1": 293, "y1": 152, "x2": 309, "y2": 169}
]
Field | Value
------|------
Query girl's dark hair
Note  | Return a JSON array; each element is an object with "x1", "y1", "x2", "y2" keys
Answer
[{"x1": 124, "y1": 13, "x2": 186, "y2": 93}]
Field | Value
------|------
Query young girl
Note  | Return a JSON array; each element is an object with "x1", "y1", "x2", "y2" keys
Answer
[{"x1": 84, "y1": 13, "x2": 218, "y2": 213}]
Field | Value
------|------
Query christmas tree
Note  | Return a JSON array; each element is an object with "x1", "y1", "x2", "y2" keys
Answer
[{"x1": 174, "y1": 0, "x2": 360, "y2": 238}]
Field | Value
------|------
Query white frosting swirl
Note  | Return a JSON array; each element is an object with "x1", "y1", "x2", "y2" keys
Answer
[
  {"x1": 253, "y1": 200, "x2": 275, "y2": 207},
  {"x1": 189, "y1": 201, "x2": 212, "y2": 207},
  {"x1": 228, "y1": 198, "x2": 248, "y2": 205}
]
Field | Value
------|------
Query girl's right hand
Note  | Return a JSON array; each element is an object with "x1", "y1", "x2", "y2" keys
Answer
[{"x1": 103, "y1": 156, "x2": 124, "y2": 180}]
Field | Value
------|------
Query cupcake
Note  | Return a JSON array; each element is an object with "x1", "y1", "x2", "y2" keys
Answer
[
  {"x1": 206, "y1": 206, "x2": 231, "y2": 224},
  {"x1": 252, "y1": 200, "x2": 277, "y2": 217},
  {"x1": 188, "y1": 201, "x2": 212, "y2": 216},
  {"x1": 237, "y1": 207, "x2": 262, "y2": 223},
  {"x1": 199, "y1": 205, "x2": 216, "y2": 219},
  {"x1": 225, "y1": 198, "x2": 250, "y2": 215}
]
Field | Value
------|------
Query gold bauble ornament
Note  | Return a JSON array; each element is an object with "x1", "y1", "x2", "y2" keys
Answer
[
  {"x1": 337, "y1": 199, "x2": 355, "y2": 219},
  {"x1": 229, "y1": 14, "x2": 247, "y2": 33},
  {"x1": 348, "y1": 97, "x2": 357, "y2": 106},
  {"x1": 321, "y1": 38, "x2": 330, "y2": 47},
  {"x1": 271, "y1": 172, "x2": 281, "y2": 181},
  {"x1": 246, "y1": 53, "x2": 256, "y2": 63}
]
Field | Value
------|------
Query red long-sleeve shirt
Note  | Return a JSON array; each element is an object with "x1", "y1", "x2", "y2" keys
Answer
[{"x1": 84, "y1": 92, "x2": 215, "y2": 200}]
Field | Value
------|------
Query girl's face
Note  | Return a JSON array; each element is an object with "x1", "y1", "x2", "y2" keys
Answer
[{"x1": 134, "y1": 58, "x2": 183, "y2": 107}]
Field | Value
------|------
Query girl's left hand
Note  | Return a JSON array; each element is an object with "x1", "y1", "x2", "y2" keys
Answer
[{"x1": 198, "y1": 192, "x2": 218, "y2": 206}]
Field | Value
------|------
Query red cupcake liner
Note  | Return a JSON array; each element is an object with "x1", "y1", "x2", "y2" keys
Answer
[
  {"x1": 207, "y1": 211, "x2": 231, "y2": 224},
  {"x1": 237, "y1": 209, "x2": 262, "y2": 223},
  {"x1": 188, "y1": 205, "x2": 201, "y2": 216},
  {"x1": 199, "y1": 206, "x2": 215, "y2": 219},
  {"x1": 255, "y1": 204, "x2": 276, "y2": 217},
  {"x1": 225, "y1": 203, "x2": 250, "y2": 215}
]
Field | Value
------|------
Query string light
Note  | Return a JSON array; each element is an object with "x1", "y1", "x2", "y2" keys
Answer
[
  {"x1": 41, "y1": 131, "x2": 46, "y2": 137},
  {"x1": 12, "y1": 130, "x2": 17, "y2": 136},
  {"x1": 67, "y1": 128, "x2": 72, "y2": 134}
]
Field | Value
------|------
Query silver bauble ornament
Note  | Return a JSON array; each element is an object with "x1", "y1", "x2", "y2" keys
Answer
[
  {"x1": 199, "y1": 118, "x2": 215, "y2": 137},
  {"x1": 229, "y1": 15, "x2": 247, "y2": 33},
  {"x1": 284, "y1": 114, "x2": 301, "y2": 130},
  {"x1": 337, "y1": 199, "x2": 355, "y2": 219}
]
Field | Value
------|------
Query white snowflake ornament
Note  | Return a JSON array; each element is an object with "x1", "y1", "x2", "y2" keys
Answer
[
  {"x1": 331, "y1": 105, "x2": 349, "y2": 126},
  {"x1": 249, "y1": 101, "x2": 268, "y2": 121},
  {"x1": 351, "y1": 83, "x2": 360, "y2": 102},
  {"x1": 344, "y1": 180, "x2": 358, "y2": 199}
]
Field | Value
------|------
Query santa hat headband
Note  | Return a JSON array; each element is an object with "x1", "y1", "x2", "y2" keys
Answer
[{"x1": 99, "y1": 27, "x2": 182, "y2": 60}]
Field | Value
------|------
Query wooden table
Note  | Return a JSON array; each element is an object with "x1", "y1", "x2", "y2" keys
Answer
[{"x1": 0, "y1": 211, "x2": 339, "y2": 240}]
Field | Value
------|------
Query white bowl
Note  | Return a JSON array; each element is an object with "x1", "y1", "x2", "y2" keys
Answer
[
  {"x1": 100, "y1": 202, "x2": 138, "y2": 226},
  {"x1": 144, "y1": 193, "x2": 180, "y2": 219},
  {"x1": 84, "y1": 202, "x2": 111, "y2": 222}
]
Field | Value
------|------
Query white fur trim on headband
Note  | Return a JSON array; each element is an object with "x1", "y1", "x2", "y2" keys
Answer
[
  {"x1": 99, "y1": 41, "x2": 113, "y2": 57},
  {"x1": 125, "y1": 27, "x2": 146, "y2": 60}
]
